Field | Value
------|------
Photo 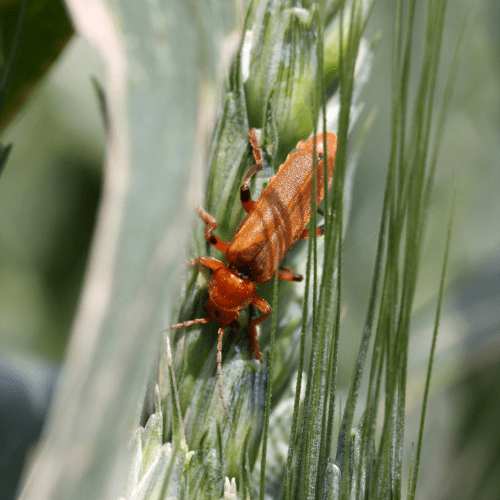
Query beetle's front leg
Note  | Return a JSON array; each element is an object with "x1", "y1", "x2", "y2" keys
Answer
[
  {"x1": 190, "y1": 255, "x2": 227, "y2": 271},
  {"x1": 246, "y1": 294, "x2": 271, "y2": 362},
  {"x1": 198, "y1": 207, "x2": 230, "y2": 253}
]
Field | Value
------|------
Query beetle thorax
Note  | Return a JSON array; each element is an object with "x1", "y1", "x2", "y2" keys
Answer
[{"x1": 208, "y1": 267, "x2": 256, "y2": 311}]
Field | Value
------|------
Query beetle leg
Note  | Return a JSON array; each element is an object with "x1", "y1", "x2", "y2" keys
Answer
[
  {"x1": 299, "y1": 225, "x2": 325, "y2": 239},
  {"x1": 198, "y1": 207, "x2": 230, "y2": 253},
  {"x1": 240, "y1": 129, "x2": 264, "y2": 213},
  {"x1": 300, "y1": 207, "x2": 334, "y2": 238},
  {"x1": 190, "y1": 255, "x2": 227, "y2": 272},
  {"x1": 247, "y1": 295, "x2": 271, "y2": 362},
  {"x1": 278, "y1": 267, "x2": 303, "y2": 282},
  {"x1": 240, "y1": 165, "x2": 260, "y2": 213},
  {"x1": 168, "y1": 317, "x2": 210, "y2": 330}
]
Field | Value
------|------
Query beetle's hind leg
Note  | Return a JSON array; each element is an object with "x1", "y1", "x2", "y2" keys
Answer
[
  {"x1": 240, "y1": 129, "x2": 264, "y2": 213},
  {"x1": 299, "y1": 208, "x2": 333, "y2": 238},
  {"x1": 299, "y1": 226, "x2": 325, "y2": 239},
  {"x1": 278, "y1": 267, "x2": 303, "y2": 282},
  {"x1": 198, "y1": 207, "x2": 230, "y2": 253}
]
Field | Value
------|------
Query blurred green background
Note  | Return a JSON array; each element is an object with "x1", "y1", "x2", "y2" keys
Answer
[
  {"x1": 0, "y1": 36, "x2": 104, "y2": 360},
  {"x1": 348, "y1": 1, "x2": 500, "y2": 498},
  {"x1": 0, "y1": 0, "x2": 498, "y2": 499}
]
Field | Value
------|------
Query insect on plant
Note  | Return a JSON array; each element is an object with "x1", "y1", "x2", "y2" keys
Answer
[{"x1": 170, "y1": 128, "x2": 337, "y2": 434}]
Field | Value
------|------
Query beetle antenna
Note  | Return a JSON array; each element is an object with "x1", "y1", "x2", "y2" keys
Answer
[
  {"x1": 217, "y1": 327, "x2": 236, "y2": 436},
  {"x1": 167, "y1": 317, "x2": 210, "y2": 330}
]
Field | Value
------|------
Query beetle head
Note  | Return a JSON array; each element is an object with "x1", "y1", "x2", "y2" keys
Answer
[{"x1": 205, "y1": 298, "x2": 240, "y2": 328}]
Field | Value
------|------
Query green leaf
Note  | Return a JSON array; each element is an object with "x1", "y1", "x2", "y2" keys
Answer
[
  {"x1": 141, "y1": 387, "x2": 164, "y2": 476},
  {"x1": 0, "y1": 0, "x2": 74, "y2": 132},
  {"x1": 17, "y1": 0, "x2": 234, "y2": 499}
]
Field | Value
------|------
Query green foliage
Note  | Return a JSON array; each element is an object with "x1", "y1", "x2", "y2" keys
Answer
[
  {"x1": 17, "y1": 0, "x2": 228, "y2": 498},
  {"x1": 150, "y1": 0, "x2": 378, "y2": 498},
  {"x1": 14, "y1": 0, "x2": 463, "y2": 498},
  {"x1": 0, "y1": 0, "x2": 24, "y2": 173},
  {"x1": 151, "y1": 0, "x2": 461, "y2": 498},
  {"x1": 0, "y1": 0, "x2": 73, "y2": 132}
]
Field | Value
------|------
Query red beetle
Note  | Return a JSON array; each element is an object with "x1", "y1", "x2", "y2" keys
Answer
[{"x1": 170, "y1": 128, "x2": 337, "y2": 432}]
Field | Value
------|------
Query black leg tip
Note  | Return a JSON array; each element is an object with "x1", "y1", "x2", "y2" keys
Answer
[{"x1": 240, "y1": 189, "x2": 250, "y2": 202}]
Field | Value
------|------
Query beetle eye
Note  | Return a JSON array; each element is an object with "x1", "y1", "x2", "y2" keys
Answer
[{"x1": 237, "y1": 265, "x2": 252, "y2": 279}]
